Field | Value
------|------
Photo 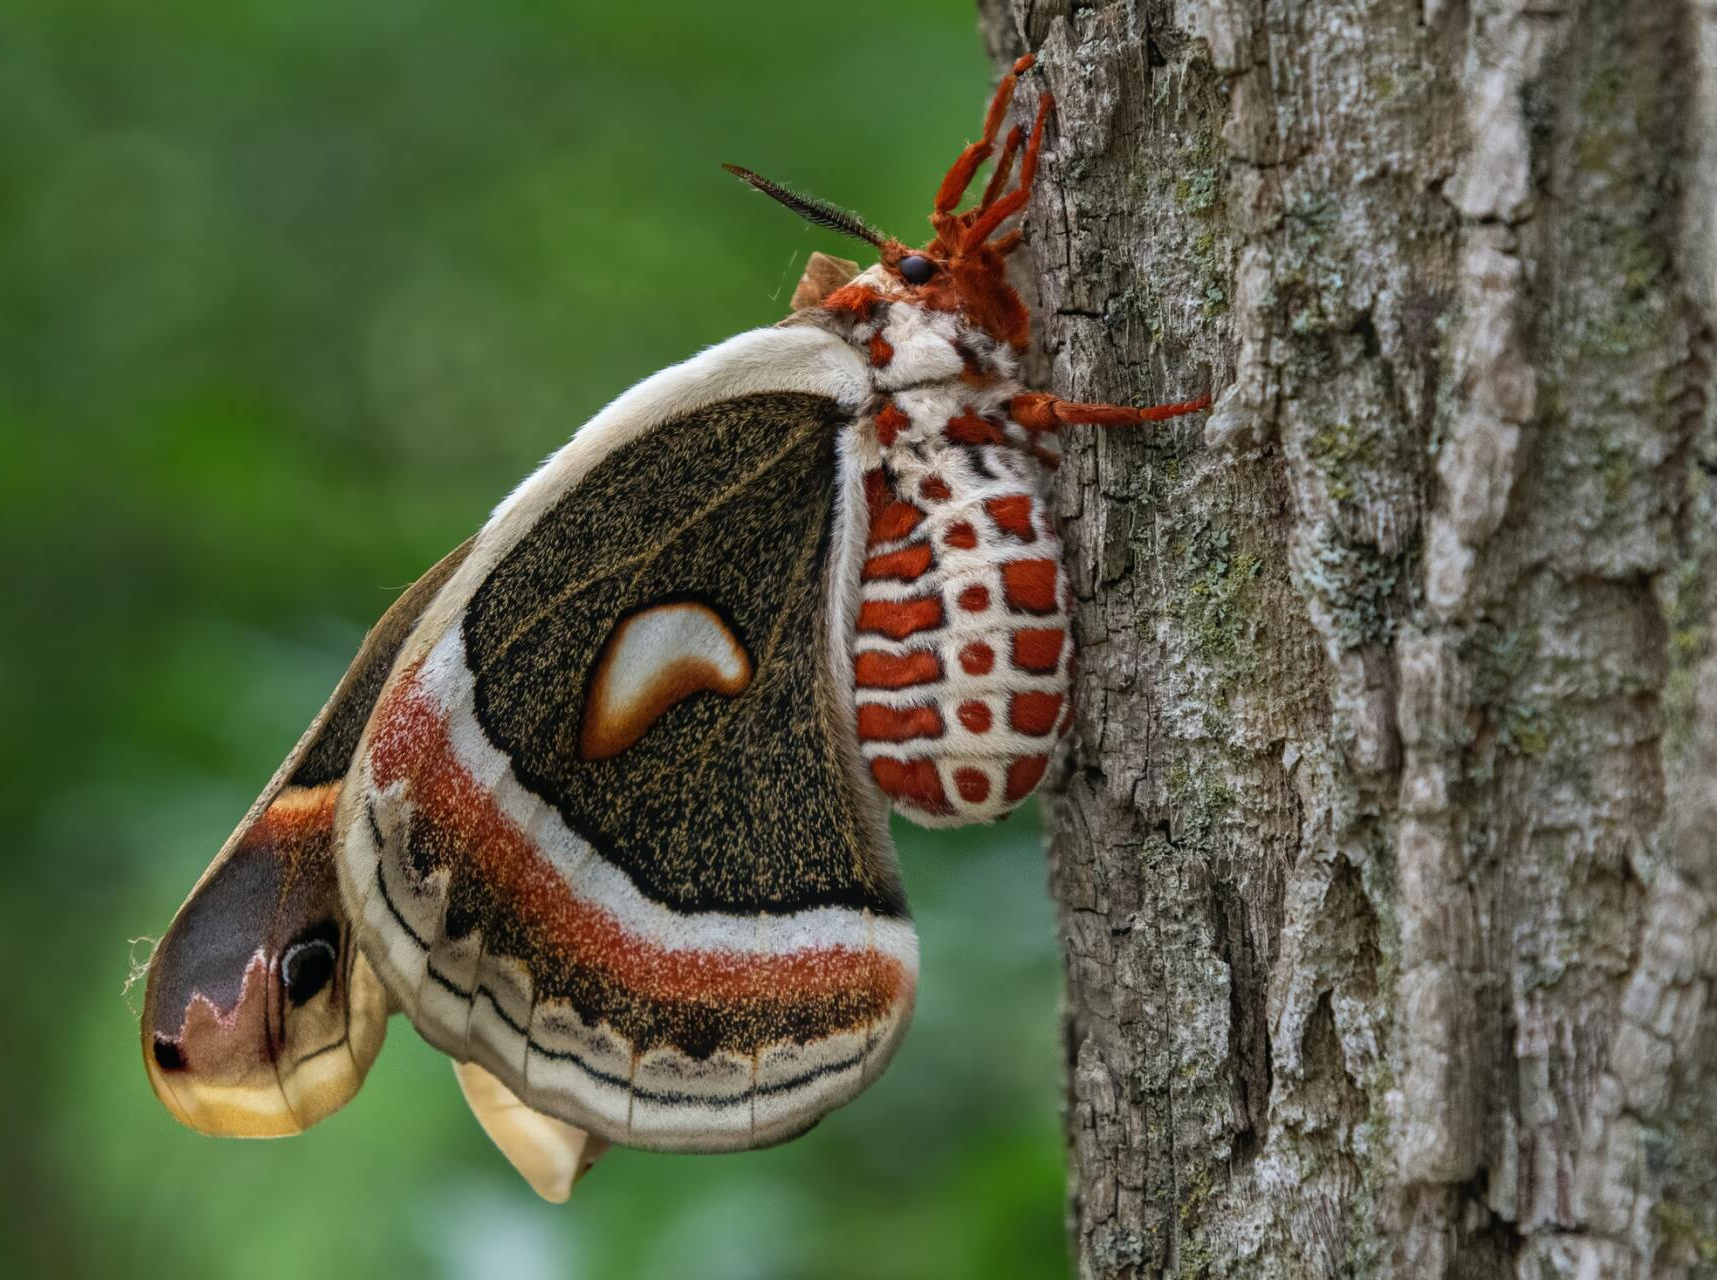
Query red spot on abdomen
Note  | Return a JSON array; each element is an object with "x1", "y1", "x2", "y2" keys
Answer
[
  {"x1": 871, "y1": 500, "x2": 926, "y2": 545},
  {"x1": 957, "y1": 584, "x2": 989, "y2": 612},
  {"x1": 920, "y1": 476, "x2": 951, "y2": 502},
  {"x1": 1011, "y1": 628, "x2": 1066, "y2": 673},
  {"x1": 870, "y1": 757, "x2": 951, "y2": 815},
  {"x1": 857, "y1": 704, "x2": 945, "y2": 743},
  {"x1": 944, "y1": 522, "x2": 978, "y2": 550},
  {"x1": 958, "y1": 642, "x2": 994, "y2": 675},
  {"x1": 855, "y1": 650, "x2": 942, "y2": 689},
  {"x1": 858, "y1": 596, "x2": 945, "y2": 640},
  {"x1": 957, "y1": 701, "x2": 992, "y2": 733},
  {"x1": 868, "y1": 333, "x2": 894, "y2": 368},
  {"x1": 864, "y1": 467, "x2": 889, "y2": 514},
  {"x1": 863, "y1": 543, "x2": 933, "y2": 582},
  {"x1": 953, "y1": 768, "x2": 991, "y2": 803},
  {"x1": 1005, "y1": 755, "x2": 1048, "y2": 802},
  {"x1": 1009, "y1": 692, "x2": 1064, "y2": 736},
  {"x1": 984, "y1": 495, "x2": 1037, "y2": 542},
  {"x1": 1002, "y1": 559, "x2": 1059, "y2": 614}
]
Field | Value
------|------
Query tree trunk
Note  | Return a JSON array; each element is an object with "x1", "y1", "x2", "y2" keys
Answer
[{"x1": 975, "y1": 0, "x2": 1717, "y2": 1275}]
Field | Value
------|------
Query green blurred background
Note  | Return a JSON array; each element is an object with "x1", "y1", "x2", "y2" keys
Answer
[{"x1": 0, "y1": 3, "x2": 1070, "y2": 1276}]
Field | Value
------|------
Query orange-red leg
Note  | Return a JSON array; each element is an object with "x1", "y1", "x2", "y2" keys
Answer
[
  {"x1": 1011, "y1": 391, "x2": 1212, "y2": 432},
  {"x1": 935, "y1": 54, "x2": 1036, "y2": 214},
  {"x1": 978, "y1": 125, "x2": 1026, "y2": 212},
  {"x1": 963, "y1": 92, "x2": 1052, "y2": 249}
]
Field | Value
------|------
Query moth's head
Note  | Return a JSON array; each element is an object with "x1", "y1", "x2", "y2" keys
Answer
[
  {"x1": 725, "y1": 55, "x2": 1049, "y2": 352},
  {"x1": 140, "y1": 784, "x2": 387, "y2": 1137}
]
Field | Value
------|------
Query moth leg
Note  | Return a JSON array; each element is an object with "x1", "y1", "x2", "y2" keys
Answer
[
  {"x1": 977, "y1": 125, "x2": 1026, "y2": 212},
  {"x1": 1010, "y1": 391, "x2": 1213, "y2": 431},
  {"x1": 958, "y1": 90, "x2": 1054, "y2": 249},
  {"x1": 934, "y1": 53, "x2": 1036, "y2": 214},
  {"x1": 454, "y1": 1060, "x2": 608, "y2": 1203}
]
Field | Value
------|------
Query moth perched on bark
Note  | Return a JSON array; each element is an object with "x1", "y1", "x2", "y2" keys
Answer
[{"x1": 139, "y1": 56, "x2": 1208, "y2": 1202}]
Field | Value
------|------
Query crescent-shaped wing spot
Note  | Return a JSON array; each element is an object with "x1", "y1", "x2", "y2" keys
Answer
[{"x1": 579, "y1": 602, "x2": 752, "y2": 761}]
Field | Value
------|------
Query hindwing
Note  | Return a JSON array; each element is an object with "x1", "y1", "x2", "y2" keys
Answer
[
  {"x1": 337, "y1": 327, "x2": 917, "y2": 1153},
  {"x1": 142, "y1": 539, "x2": 472, "y2": 1135}
]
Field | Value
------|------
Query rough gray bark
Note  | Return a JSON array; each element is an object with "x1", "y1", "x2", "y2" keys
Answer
[{"x1": 976, "y1": 0, "x2": 1717, "y2": 1275}]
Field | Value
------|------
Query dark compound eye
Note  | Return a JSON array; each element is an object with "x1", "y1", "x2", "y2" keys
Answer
[
  {"x1": 898, "y1": 254, "x2": 936, "y2": 285},
  {"x1": 282, "y1": 928, "x2": 338, "y2": 1006}
]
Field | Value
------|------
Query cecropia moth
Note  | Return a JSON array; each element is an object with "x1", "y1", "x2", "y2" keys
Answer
[{"x1": 139, "y1": 56, "x2": 1208, "y2": 1202}]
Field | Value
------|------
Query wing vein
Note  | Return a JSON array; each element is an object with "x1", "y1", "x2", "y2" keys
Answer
[{"x1": 480, "y1": 423, "x2": 824, "y2": 667}]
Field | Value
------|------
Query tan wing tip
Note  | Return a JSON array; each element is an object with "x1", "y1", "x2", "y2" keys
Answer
[
  {"x1": 791, "y1": 252, "x2": 860, "y2": 312},
  {"x1": 143, "y1": 1042, "x2": 306, "y2": 1138},
  {"x1": 453, "y1": 1061, "x2": 610, "y2": 1203},
  {"x1": 141, "y1": 934, "x2": 390, "y2": 1139}
]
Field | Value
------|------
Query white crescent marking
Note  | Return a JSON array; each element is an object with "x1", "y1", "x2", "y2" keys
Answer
[{"x1": 579, "y1": 602, "x2": 753, "y2": 760}]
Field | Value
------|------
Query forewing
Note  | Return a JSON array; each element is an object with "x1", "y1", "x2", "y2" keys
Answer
[
  {"x1": 338, "y1": 331, "x2": 915, "y2": 1154},
  {"x1": 142, "y1": 540, "x2": 471, "y2": 1135}
]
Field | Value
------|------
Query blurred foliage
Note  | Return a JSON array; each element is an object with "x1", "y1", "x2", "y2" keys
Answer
[{"x1": 0, "y1": 3, "x2": 1071, "y2": 1277}]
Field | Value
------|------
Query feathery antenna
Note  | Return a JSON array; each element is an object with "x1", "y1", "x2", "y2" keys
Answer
[{"x1": 722, "y1": 165, "x2": 884, "y2": 248}]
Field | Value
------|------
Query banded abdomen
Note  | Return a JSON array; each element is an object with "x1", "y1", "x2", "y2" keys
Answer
[{"x1": 852, "y1": 423, "x2": 1073, "y2": 826}]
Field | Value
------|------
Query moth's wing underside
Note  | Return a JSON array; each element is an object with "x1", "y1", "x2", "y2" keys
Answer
[
  {"x1": 336, "y1": 326, "x2": 918, "y2": 1153},
  {"x1": 454, "y1": 1060, "x2": 608, "y2": 1202},
  {"x1": 142, "y1": 539, "x2": 473, "y2": 1136}
]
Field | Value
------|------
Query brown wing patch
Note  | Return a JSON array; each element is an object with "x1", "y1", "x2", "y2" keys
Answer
[{"x1": 461, "y1": 391, "x2": 904, "y2": 919}]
